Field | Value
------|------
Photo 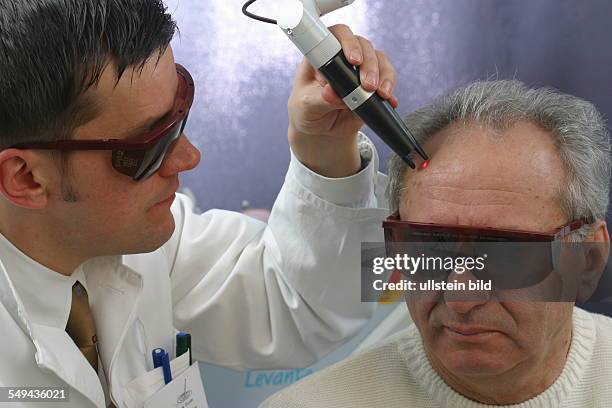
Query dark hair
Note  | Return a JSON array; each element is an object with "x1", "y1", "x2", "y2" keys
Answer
[{"x1": 0, "y1": 0, "x2": 177, "y2": 150}]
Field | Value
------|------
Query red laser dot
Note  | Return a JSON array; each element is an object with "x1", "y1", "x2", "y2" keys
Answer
[{"x1": 419, "y1": 160, "x2": 430, "y2": 171}]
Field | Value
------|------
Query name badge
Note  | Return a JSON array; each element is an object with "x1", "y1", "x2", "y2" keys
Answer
[{"x1": 144, "y1": 362, "x2": 208, "y2": 408}]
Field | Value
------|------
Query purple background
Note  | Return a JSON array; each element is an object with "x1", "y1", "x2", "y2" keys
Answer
[
  {"x1": 165, "y1": 0, "x2": 612, "y2": 304},
  {"x1": 167, "y1": 0, "x2": 612, "y2": 211}
]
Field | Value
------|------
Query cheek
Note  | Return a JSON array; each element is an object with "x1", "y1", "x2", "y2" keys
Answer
[
  {"x1": 406, "y1": 298, "x2": 436, "y2": 337},
  {"x1": 71, "y1": 155, "x2": 149, "y2": 218},
  {"x1": 500, "y1": 302, "x2": 572, "y2": 349},
  {"x1": 82, "y1": 187, "x2": 142, "y2": 237}
]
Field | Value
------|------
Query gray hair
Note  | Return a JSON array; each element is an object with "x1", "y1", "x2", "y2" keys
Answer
[{"x1": 387, "y1": 80, "x2": 611, "y2": 236}]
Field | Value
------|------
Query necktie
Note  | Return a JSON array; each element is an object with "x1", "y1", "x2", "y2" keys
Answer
[{"x1": 65, "y1": 281, "x2": 99, "y2": 373}]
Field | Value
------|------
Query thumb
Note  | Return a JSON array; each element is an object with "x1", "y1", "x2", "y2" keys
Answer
[
  {"x1": 294, "y1": 58, "x2": 317, "y2": 86},
  {"x1": 321, "y1": 84, "x2": 346, "y2": 107},
  {"x1": 293, "y1": 82, "x2": 343, "y2": 120}
]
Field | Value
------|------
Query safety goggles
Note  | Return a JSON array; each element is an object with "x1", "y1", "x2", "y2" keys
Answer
[
  {"x1": 383, "y1": 212, "x2": 587, "y2": 290},
  {"x1": 10, "y1": 64, "x2": 195, "y2": 181}
]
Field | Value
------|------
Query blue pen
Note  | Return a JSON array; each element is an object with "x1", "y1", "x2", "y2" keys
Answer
[{"x1": 152, "y1": 348, "x2": 172, "y2": 384}]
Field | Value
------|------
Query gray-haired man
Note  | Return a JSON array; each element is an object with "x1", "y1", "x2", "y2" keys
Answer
[{"x1": 262, "y1": 80, "x2": 612, "y2": 408}]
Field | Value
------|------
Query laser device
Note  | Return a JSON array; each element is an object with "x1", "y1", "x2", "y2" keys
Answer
[{"x1": 242, "y1": 0, "x2": 428, "y2": 167}]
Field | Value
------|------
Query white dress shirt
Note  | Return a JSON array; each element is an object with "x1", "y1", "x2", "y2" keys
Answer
[{"x1": 0, "y1": 134, "x2": 389, "y2": 407}]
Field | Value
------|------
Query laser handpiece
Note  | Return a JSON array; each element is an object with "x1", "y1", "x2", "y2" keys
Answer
[{"x1": 242, "y1": 0, "x2": 428, "y2": 168}]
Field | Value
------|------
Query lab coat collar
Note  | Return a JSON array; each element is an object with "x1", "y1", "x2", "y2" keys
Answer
[
  {"x1": 0, "y1": 233, "x2": 144, "y2": 408},
  {"x1": 0, "y1": 231, "x2": 75, "y2": 329},
  {"x1": 84, "y1": 255, "x2": 144, "y2": 407}
]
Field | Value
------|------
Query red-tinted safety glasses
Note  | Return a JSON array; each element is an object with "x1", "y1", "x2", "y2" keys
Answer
[
  {"x1": 10, "y1": 64, "x2": 195, "y2": 181},
  {"x1": 383, "y1": 212, "x2": 587, "y2": 290}
]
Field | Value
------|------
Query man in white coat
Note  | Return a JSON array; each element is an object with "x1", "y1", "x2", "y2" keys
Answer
[{"x1": 0, "y1": 1, "x2": 397, "y2": 407}]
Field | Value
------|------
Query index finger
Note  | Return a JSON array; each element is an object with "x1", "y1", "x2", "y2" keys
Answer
[{"x1": 328, "y1": 24, "x2": 363, "y2": 65}]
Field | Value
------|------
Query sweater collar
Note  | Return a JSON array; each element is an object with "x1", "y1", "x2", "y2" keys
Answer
[{"x1": 398, "y1": 307, "x2": 596, "y2": 408}]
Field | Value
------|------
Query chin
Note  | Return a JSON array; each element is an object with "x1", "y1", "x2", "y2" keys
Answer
[
  {"x1": 153, "y1": 217, "x2": 176, "y2": 248},
  {"x1": 441, "y1": 350, "x2": 514, "y2": 377},
  {"x1": 134, "y1": 217, "x2": 176, "y2": 254}
]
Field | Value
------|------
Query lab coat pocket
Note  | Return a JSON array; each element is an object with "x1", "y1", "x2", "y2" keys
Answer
[
  {"x1": 122, "y1": 352, "x2": 206, "y2": 408},
  {"x1": 143, "y1": 362, "x2": 208, "y2": 408}
]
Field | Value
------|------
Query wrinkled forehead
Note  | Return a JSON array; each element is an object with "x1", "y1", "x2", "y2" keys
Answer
[{"x1": 399, "y1": 121, "x2": 568, "y2": 231}]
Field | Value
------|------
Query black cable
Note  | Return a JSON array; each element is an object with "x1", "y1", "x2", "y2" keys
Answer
[{"x1": 242, "y1": 0, "x2": 277, "y2": 25}]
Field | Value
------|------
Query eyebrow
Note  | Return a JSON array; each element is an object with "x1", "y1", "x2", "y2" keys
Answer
[{"x1": 126, "y1": 107, "x2": 175, "y2": 139}]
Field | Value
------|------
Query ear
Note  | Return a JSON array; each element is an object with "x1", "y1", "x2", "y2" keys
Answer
[
  {"x1": 576, "y1": 220, "x2": 610, "y2": 302},
  {"x1": 0, "y1": 149, "x2": 49, "y2": 209}
]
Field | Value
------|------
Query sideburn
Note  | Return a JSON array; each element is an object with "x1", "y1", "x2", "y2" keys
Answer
[{"x1": 52, "y1": 151, "x2": 81, "y2": 203}]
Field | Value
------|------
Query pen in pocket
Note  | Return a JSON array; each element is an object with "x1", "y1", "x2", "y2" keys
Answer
[
  {"x1": 176, "y1": 332, "x2": 192, "y2": 365},
  {"x1": 152, "y1": 348, "x2": 172, "y2": 385}
]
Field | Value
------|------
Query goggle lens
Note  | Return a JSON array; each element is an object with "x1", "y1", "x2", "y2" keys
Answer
[
  {"x1": 111, "y1": 119, "x2": 184, "y2": 181},
  {"x1": 382, "y1": 212, "x2": 587, "y2": 293}
]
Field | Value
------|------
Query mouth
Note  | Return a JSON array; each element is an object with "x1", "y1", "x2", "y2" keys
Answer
[
  {"x1": 442, "y1": 324, "x2": 502, "y2": 341},
  {"x1": 155, "y1": 193, "x2": 176, "y2": 207},
  {"x1": 153, "y1": 184, "x2": 180, "y2": 208}
]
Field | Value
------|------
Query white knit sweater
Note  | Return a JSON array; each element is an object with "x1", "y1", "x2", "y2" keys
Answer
[{"x1": 261, "y1": 307, "x2": 612, "y2": 408}]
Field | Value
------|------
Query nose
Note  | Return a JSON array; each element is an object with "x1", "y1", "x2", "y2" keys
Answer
[
  {"x1": 158, "y1": 134, "x2": 201, "y2": 177},
  {"x1": 444, "y1": 268, "x2": 490, "y2": 314}
]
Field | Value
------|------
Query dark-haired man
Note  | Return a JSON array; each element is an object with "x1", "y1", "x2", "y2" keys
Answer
[{"x1": 0, "y1": 1, "x2": 394, "y2": 407}]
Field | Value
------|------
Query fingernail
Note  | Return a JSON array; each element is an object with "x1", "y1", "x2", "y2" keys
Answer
[
  {"x1": 350, "y1": 50, "x2": 362, "y2": 63},
  {"x1": 366, "y1": 72, "x2": 378, "y2": 88},
  {"x1": 381, "y1": 80, "x2": 392, "y2": 96}
]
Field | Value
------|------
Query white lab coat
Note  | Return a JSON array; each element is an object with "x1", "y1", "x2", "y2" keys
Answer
[{"x1": 0, "y1": 137, "x2": 389, "y2": 407}]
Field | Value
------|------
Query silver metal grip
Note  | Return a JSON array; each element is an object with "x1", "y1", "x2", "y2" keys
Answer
[{"x1": 342, "y1": 86, "x2": 375, "y2": 111}]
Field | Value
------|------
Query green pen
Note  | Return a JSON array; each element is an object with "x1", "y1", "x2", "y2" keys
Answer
[{"x1": 176, "y1": 332, "x2": 192, "y2": 365}]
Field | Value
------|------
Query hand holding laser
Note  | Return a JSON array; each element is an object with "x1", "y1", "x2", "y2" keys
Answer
[{"x1": 242, "y1": 0, "x2": 428, "y2": 167}]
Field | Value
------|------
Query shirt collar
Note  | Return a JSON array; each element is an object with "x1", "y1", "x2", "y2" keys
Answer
[{"x1": 0, "y1": 232, "x2": 86, "y2": 330}]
